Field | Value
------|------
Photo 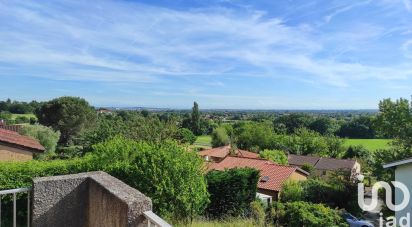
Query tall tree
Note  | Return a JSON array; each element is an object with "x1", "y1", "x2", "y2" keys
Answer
[
  {"x1": 191, "y1": 101, "x2": 201, "y2": 135},
  {"x1": 36, "y1": 96, "x2": 96, "y2": 145},
  {"x1": 375, "y1": 97, "x2": 412, "y2": 147}
]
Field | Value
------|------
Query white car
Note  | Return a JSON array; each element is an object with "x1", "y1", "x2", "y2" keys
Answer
[{"x1": 343, "y1": 213, "x2": 374, "y2": 227}]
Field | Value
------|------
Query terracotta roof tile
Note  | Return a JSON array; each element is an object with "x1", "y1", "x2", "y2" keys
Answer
[
  {"x1": 0, "y1": 128, "x2": 45, "y2": 152},
  {"x1": 208, "y1": 156, "x2": 306, "y2": 192},
  {"x1": 199, "y1": 146, "x2": 259, "y2": 159}
]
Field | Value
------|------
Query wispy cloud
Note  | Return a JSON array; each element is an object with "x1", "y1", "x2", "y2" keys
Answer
[{"x1": 1, "y1": 0, "x2": 412, "y2": 108}]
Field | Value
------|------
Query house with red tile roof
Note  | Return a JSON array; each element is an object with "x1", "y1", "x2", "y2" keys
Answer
[
  {"x1": 288, "y1": 154, "x2": 361, "y2": 177},
  {"x1": 0, "y1": 128, "x2": 45, "y2": 161},
  {"x1": 207, "y1": 156, "x2": 308, "y2": 199},
  {"x1": 199, "y1": 145, "x2": 259, "y2": 162}
]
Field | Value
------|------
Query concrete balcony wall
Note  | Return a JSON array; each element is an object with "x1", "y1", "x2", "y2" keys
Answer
[{"x1": 32, "y1": 171, "x2": 152, "y2": 227}]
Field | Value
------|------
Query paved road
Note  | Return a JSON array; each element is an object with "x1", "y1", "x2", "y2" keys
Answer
[{"x1": 362, "y1": 191, "x2": 384, "y2": 226}]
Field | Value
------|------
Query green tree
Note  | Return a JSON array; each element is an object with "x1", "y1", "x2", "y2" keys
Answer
[
  {"x1": 36, "y1": 97, "x2": 96, "y2": 145},
  {"x1": 175, "y1": 128, "x2": 196, "y2": 144},
  {"x1": 309, "y1": 117, "x2": 337, "y2": 135},
  {"x1": 337, "y1": 116, "x2": 376, "y2": 139},
  {"x1": 375, "y1": 97, "x2": 412, "y2": 147},
  {"x1": 19, "y1": 125, "x2": 61, "y2": 154},
  {"x1": 211, "y1": 127, "x2": 230, "y2": 147},
  {"x1": 260, "y1": 149, "x2": 288, "y2": 164},
  {"x1": 274, "y1": 114, "x2": 313, "y2": 134},
  {"x1": 191, "y1": 102, "x2": 201, "y2": 135}
]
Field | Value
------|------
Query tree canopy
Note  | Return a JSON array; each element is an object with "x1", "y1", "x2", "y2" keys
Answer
[{"x1": 36, "y1": 96, "x2": 97, "y2": 145}]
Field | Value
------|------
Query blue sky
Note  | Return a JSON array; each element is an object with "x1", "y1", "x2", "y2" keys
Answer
[{"x1": 1, "y1": 0, "x2": 412, "y2": 109}]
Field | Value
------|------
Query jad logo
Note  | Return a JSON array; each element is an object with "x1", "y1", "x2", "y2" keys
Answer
[{"x1": 358, "y1": 180, "x2": 410, "y2": 227}]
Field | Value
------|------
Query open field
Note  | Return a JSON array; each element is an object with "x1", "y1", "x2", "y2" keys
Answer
[
  {"x1": 194, "y1": 135, "x2": 391, "y2": 151},
  {"x1": 10, "y1": 113, "x2": 36, "y2": 120},
  {"x1": 343, "y1": 139, "x2": 392, "y2": 151},
  {"x1": 194, "y1": 135, "x2": 212, "y2": 148}
]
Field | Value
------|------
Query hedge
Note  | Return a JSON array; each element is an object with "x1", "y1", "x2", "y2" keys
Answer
[
  {"x1": 205, "y1": 168, "x2": 259, "y2": 218},
  {"x1": 0, "y1": 137, "x2": 209, "y2": 223}
]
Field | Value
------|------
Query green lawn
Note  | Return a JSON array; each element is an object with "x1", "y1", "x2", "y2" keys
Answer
[
  {"x1": 194, "y1": 135, "x2": 212, "y2": 148},
  {"x1": 10, "y1": 113, "x2": 36, "y2": 120},
  {"x1": 344, "y1": 139, "x2": 392, "y2": 151}
]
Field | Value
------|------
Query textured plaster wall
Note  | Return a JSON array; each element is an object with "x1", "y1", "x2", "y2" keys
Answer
[
  {"x1": 32, "y1": 171, "x2": 152, "y2": 227},
  {"x1": 0, "y1": 144, "x2": 33, "y2": 161}
]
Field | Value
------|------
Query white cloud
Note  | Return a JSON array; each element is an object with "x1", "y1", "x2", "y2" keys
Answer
[
  {"x1": 0, "y1": 0, "x2": 411, "y2": 89},
  {"x1": 403, "y1": 0, "x2": 412, "y2": 11}
]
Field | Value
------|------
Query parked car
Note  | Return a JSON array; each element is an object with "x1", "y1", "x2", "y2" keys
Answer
[{"x1": 342, "y1": 213, "x2": 374, "y2": 227}]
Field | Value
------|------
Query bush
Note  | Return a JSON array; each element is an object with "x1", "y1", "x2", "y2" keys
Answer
[
  {"x1": 301, "y1": 163, "x2": 315, "y2": 174},
  {"x1": 205, "y1": 168, "x2": 259, "y2": 218},
  {"x1": 280, "y1": 180, "x2": 303, "y2": 202},
  {"x1": 19, "y1": 124, "x2": 61, "y2": 154},
  {"x1": 14, "y1": 116, "x2": 30, "y2": 124},
  {"x1": 280, "y1": 175, "x2": 361, "y2": 215},
  {"x1": 259, "y1": 149, "x2": 288, "y2": 164},
  {"x1": 211, "y1": 127, "x2": 229, "y2": 147},
  {"x1": 175, "y1": 128, "x2": 197, "y2": 144},
  {"x1": 250, "y1": 200, "x2": 265, "y2": 226},
  {"x1": 0, "y1": 137, "x2": 209, "y2": 222},
  {"x1": 273, "y1": 201, "x2": 347, "y2": 227}
]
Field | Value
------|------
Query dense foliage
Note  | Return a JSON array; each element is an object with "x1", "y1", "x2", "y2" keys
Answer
[
  {"x1": 36, "y1": 96, "x2": 97, "y2": 145},
  {"x1": 0, "y1": 137, "x2": 209, "y2": 222},
  {"x1": 259, "y1": 149, "x2": 288, "y2": 164},
  {"x1": 233, "y1": 121, "x2": 345, "y2": 157},
  {"x1": 269, "y1": 201, "x2": 348, "y2": 227},
  {"x1": 211, "y1": 127, "x2": 230, "y2": 147},
  {"x1": 175, "y1": 128, "x2": 197, "y2": 144},
  {"x1": 337, "y1": 116, "x2": 376, "y2": 139},
  {"x1": 0, "y1": 99, "x2": 43, "y2": 114},
  {"x1": 205, "y1": 168, "x2": 259, "y2": 218},
  {"x1": 280, "y1": 171, "x2": 360, "y2": 215},
  {"x1": 78, "y1": 113, "x2": 179, "y2": 151},
  {"x1": 19, "y1": 125, "x2": 61, "y2": 154}
]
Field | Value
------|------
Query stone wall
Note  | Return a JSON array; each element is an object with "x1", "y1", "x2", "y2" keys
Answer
[{"x1": 32, "y1": 171, "x2": 152, "y2": 227}]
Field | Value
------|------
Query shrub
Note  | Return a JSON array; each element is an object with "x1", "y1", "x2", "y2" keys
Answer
[
  {"x1": 175, "y1": 128, "x2": 197, "y2": 144},
  {"x1": 280, "y1": 180, "x2": 303, "y2": 202},
  {"x1": 211, "y1": 127, "x2": 229, "y2": 147},
  {"x1": 250, "y1": 200, "x2": 266, "y2": 226},
  {"x1": 279, "y1": 201, "x2": 347, "y2": 227},
  {"x1": 90, "y1": 137, "x2": 209, "y2": 222},
  {"x1": 259, "y1": 149, "x2": 288, "y2": 164},
  {"x1": 14, "y1": 116, "x2": 30, "y2": 124},
  {"x1": 280, "y1": 176, "x2": 361, "y2": 215},
  {"x1": 19, "y1": 124, "x2": 61, "y2": 154},
  {"x1": 205, "y1": 168, "x2": 259, "y2": 218},
  {"x1": 301, "y1": 163, "x2": 315, "y2": 174},
  {"x1": 0, "y1": 137, "x2": 209, "y2": 222}
]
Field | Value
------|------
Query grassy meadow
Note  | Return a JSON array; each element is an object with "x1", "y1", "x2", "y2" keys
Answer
[
  {"x1": 194, "y1": 135, "x2": 212, "y2": 149},
  {"x1": 10, "y1": 113, "x2": 36, "y2": 120},
  {"x1": 343, "y1": 139, "x2": 392, "y2": 151}
]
